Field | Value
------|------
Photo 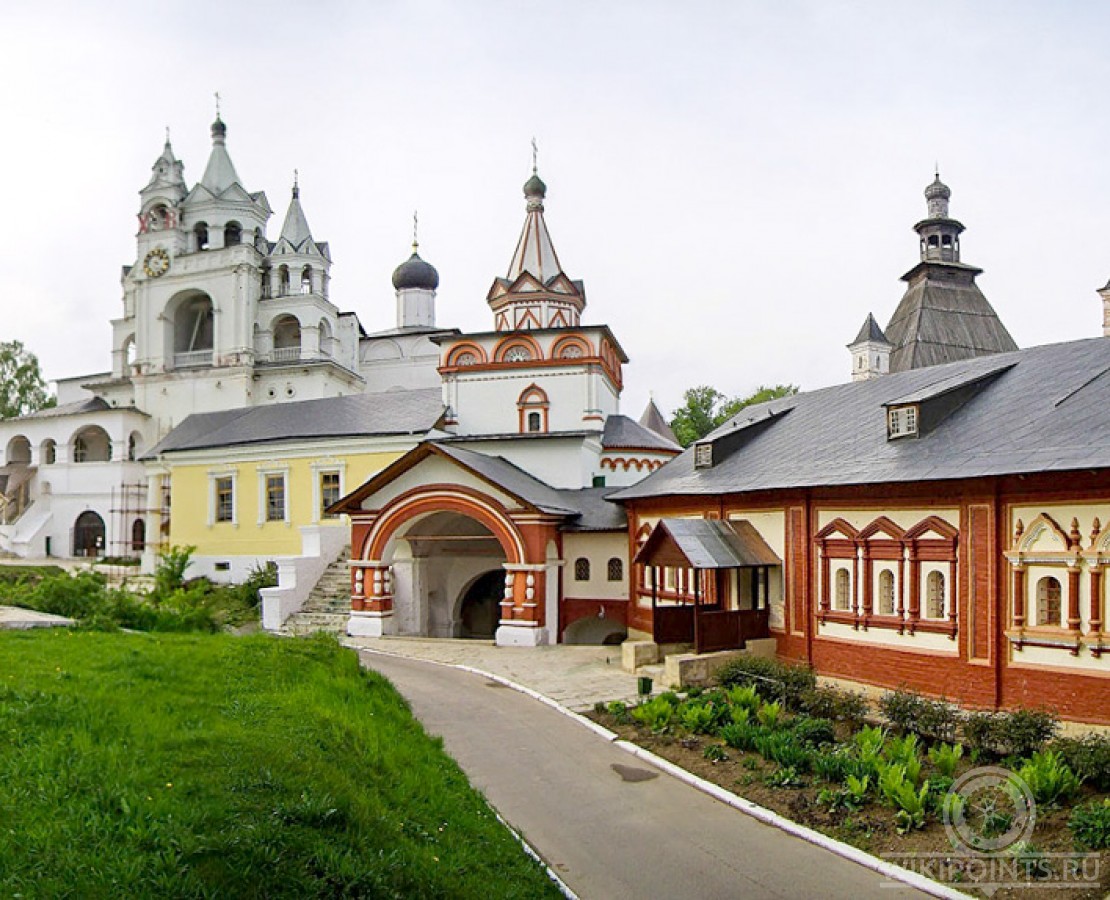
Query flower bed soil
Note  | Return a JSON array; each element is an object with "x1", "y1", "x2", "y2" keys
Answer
[{"x1": 589, "y1": 713, "x2": 1109, "y2": 900}]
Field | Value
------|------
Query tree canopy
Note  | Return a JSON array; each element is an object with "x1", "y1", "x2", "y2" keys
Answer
[
  {"x1": 669, "y1": 383, "x2": 798, "y2": 447},
  {"x1": 0, "y1": 341, "x2": 55, "y2": 420}
]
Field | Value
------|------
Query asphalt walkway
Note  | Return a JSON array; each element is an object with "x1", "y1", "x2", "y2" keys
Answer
[{"x1": 358, "y1": 649, "x2": 929, "y2": 900}]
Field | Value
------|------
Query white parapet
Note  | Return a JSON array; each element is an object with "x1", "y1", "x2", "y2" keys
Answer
[
  {"x1": 347, "y1": 610, "x2": 393, "y2": 637},
  {"x1": 495, "y1": 622, "x2": 549, "y2": 647},
  {"x1": 260, "y1": 524, "x2": 348, "y2": 631}
]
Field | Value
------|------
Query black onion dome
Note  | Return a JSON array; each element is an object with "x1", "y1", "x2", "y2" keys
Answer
[
  {"x1": 211, "y1": 117, "x2": 227, "y2": 140},
  {"x1": 392, "y1": 251, "x2": 439, "y2": 291}
]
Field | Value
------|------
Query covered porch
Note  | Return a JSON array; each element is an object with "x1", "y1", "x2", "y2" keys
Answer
[{"x1": 635, "y1": 518, "x2": 780, "y2": 654}]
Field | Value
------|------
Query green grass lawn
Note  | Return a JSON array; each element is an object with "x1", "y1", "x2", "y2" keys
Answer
[{"x1": 0, "y1": 631, "x2": 563, "y2": 899}]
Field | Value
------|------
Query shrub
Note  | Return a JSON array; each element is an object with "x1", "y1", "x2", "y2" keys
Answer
[
  {"x1": 964, "y1": 708, "x2": 1059, "y2": 759},
  {"x1": 1052, "y1": 735, "x2": 1110, "y2": 792},
  {"x1": 1008, "y1": 842, "x2": 1053, "y2": 881},
  {"x1": 925, "y1": 775, "x2": 955, "y2": 813},
  {"x1": 879, "y1": 689, "x2": 961, "y2": 743},
  {"x1": 927, "y1": 742, "x2": 964, "y2": 778},
  {"x1": 658, "y1": 691, "x2": 682, "y2": 707},
  {"x1": 753, "y1": 731, "x2": 811, "y2": 772},
  {"x1": 1014, "y1": 750, "x2": 1083, "y2": 806},
  {"x1": 604, "y1": 701, "x2": 631, "y2": 724},
  {"x1": 1068, "y1": 799, "x2": 1110, "y2": 851},
  {"x1": 631, "y1": 696, "x2": 675, "y2": 732},
  {"x1": 799, "y1": 685, "x2": 869, "y2": 727},
  {"x1": 716, "y1": 656, "x2": 816, "y2": 711},
  {"x1": 789, "y1": 716, "x2": 837, "y2": 748}
]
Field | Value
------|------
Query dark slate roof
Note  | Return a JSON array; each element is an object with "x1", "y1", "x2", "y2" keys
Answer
[
  {"x1": 20, "y1": 397, "x2": 111, "y2": 419},
  {"x1": 147, "y1": 388, "x2": 445, "y2": 456},
  {"x1": 638, "y1": 399, "x2": 680, "y2": 445},
  {"x1": 557, "y1": 487, "x2": 628, "y2": 531},
  {"x1": 850, "y1": 313, "x2": 890, "y2": 346},
  {"x1": 634, "y1": 519, "x2": 781, "y2": 569},
  {"x1": 612, "y1": 338, "x2": 1110, "y2": 501},
  {"x1": 602, "y1": 414, "x2": 681, "y2": 452},
  {"x1": 885, "y1": 267, "x2": 1017, "y2": 372}
]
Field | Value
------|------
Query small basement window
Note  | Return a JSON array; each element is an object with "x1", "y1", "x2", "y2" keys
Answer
[
  {"x1": 694, "y1": 443, "x2": 713, "y2": 468},
  {"x1": 214, "y1": 561, "x2": 230, "y2": 572},
  {"x1": 887, "y1": 405, "x2": 918, "y2": 440}
]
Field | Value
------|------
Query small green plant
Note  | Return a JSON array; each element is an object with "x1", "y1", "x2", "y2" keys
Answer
[
  {"x1": 924, "y1": 775, "x2": 955, "y2": 813},
  {"x1": 764, "y1": 765, "x2": 805, "y2": 788},
  {"x1": 658, "y1": 691, "x2": 682, "y2": 707},
  {"x1": 716, "y1": 655, "x2": 816, "y2": 711},
  {"x1": 754, "y1": 731, "x2": 811, "y2": 772},
  {"x1": 741, "y1": 755, "x2": 760, "y2": 771},
  {"x1": 605, "y1": 700, "x2": 631, "y2": 724},
  {"x1": 679, "y1": 702, "x2": 718, "y2": 734},
  {"x1": 927, "y1": 742, "x2": 964, "y2": 778},
  {"x1": 878, "y1": 763, "x2": 929, "y2": 832},
  {"x1": 729, "y1": 705, "x2": 751, "y2": 727},
  {"x1": 726, "y1": 684, "x2": 762, "y2": 714},
  {"x1": 1013, "y1": 750, "x2": 1082, "y2": 806},
  {"x1": 844, "y1": 773, "x2": 870, "y2": 807},
  {"x1": 719, "y1": 721, "x2": 760, "y2": 751},
  {"x1": 1008, "y1": 841, "x2": 1053, "y2": 881},
  {"x1": 631, "y1": 696, "x2": 675, "y2": 733},
  {"x1": 702, "y1": 743, "x2": 729, "y2": 763},
  {"x1": 1068, "y1": 798, "x2": 1110, "y2": 850},
  {"x1": 811, "y1": 747, "x2": 860, "y2": 784},
  {"x1": 852, "y1": 724, "x2": 887, "y2": 776},
  {"x1": 755, "y1": 700, "x2": 784, "y2": 730}
]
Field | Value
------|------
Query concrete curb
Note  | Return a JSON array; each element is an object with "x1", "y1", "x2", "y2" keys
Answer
[
  {"x1": 489, "y1": 806, "x2": 580, "y2": 900},
  {"x1": 349, "y1": 642, "x2": 970, "y2": 900},
  {"x1": 615, "y1": 741, "x2": 972, "y2": 900}
]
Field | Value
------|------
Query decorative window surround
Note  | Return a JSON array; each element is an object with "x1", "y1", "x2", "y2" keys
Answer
[
  {"x1": 256, "y1": 464, "x2": 291, "y2": 525},
  {"x1": 310, "y1": 459, "x2": 347, "y2": 523},
  {"x1": 207, "y1": 468, "x2": 239, "y2": 527}
]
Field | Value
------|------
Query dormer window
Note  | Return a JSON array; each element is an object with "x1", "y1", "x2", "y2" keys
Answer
[
  {"x1": 694, "y1": 443, "x2": 713, "y2": 468},
  {"x1": 887, "y1": 404, "x2": 918, "y2": 439}
]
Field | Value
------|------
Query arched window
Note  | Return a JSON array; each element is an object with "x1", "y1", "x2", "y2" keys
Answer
[
  {"x1": 72, "y1": 426, "x2": 111, "y2": 463},
  {"x1": 127, "y1": 432, "x2": 142, "y2": 462},
  {"x1": 318, "y1": 318, "x2": 333, "y2": 357},
  {"x1": 574, "y1": 558, "x2": 590, "y2": 581},
  {"x1": 260, "y1": 263, "x2": 272, "y2": 299},
  {"x1": 607, "y1": 558, "x2": 623, "y2": 582},
  {"x1": 278, "y1": 265, "x2": 290, "y2": 296},
  {"x1": 194, "y1": 222, "x2": 209, "y2": 251},
  {"x1": 131, "y1": 518, "x2": 146, "y2": 552},
  {"x1": 1036, "y1": 576, "x2": 1062, "y2": 627},
  {"x1": 878, "y1": 569, "x2": 895, "y2": 615},
  {"x1": 517, "y1": 384, "x2": 549, "y2": 434},
  {"x1": 834, "y1": 569, "x2": 851, "y2": 611},
  {"x1": 6, "y1": 436, "x2": 31, "y2": 465},
  {"x1": 301, "y1": 265, "x2": 313, "y2": 294},
  {"x1": 926, "y1": 571, "x2": 945, "y2": 618},
  {"x1": 272, "y1": 315, "x2": 301, "y2": 362},
  {"x1": 173, "y1": 294, "x2": 214, "y2": 367},
  {"x1": 224, "y1": 221, "x2": 242, "y2": 246},
  {"x1": 41, "y1": 439, "x2": 56, "y2": 466}
]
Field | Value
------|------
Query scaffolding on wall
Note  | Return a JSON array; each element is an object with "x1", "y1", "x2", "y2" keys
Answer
[{"x1": 107, "y1": 477, "x2": 170, "y2": 562}]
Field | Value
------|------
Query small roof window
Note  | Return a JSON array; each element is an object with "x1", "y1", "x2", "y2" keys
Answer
[{"x1": 887, "y1": 404, "x2": 919, "y2": 440}]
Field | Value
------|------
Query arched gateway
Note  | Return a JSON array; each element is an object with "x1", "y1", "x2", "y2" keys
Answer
[{"x1": 331, "y1": 444, "x2": 565, "y2": 646}]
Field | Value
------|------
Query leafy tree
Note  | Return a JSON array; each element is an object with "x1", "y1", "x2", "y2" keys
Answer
[
  {"x1": 0, "y1": 340, "x2": 54, "y2": 419},
  {"x1": 670, "y1": 383, "x2": 798, "y2": 447}
]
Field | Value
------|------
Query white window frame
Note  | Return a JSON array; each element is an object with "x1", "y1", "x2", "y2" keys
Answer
[
  {"x1": 887, "y1": 405, "x2": 919, "y2": 440},
  {"x1": 875, "y1": 566, "x2": 898, "y2": 616},
  {"x1": 923, "y1": 566, "x2": 947, "y2": 619},
  {"x1": 256, "y1": 464, "x2": 291, "y2": 525},
  {"x1": 310, "y1": 460, "x2": 347, "y2": 524},
  {"x1": 833, "y1": 565, "x2": 853, "y2": 612},
  {"x1": 207, "y1": 468, "x2": 239, "y2": 527}
]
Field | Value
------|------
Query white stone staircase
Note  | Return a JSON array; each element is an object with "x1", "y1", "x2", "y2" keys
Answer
[{"x1": 280, "y1": 549, "x2": 351, "y2": 636}]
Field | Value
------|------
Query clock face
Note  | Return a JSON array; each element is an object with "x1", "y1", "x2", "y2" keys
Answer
[{"x1": 143, "y1": 248, "x2": 170, "y2": 278}]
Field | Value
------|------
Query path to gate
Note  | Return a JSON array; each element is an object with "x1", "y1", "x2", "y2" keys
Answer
[{"x1": 356, "y1": 649, "x2": 932, "y2": 900}]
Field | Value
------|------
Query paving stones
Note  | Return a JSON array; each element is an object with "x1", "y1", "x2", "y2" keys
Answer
[{"x1": 344, "y1": 636, "x2": 644, "y2": 711}]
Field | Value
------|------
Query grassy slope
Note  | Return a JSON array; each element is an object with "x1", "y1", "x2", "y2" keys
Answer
[{"x1": 0, "y1": 631, "x2": 562, "y2": 899}]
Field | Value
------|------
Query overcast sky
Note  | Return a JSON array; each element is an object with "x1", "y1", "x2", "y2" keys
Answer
[{"x1": 3, "y1": 1, "x2": 1109, "y2": 420}]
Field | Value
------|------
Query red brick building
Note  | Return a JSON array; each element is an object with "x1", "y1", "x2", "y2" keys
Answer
[{"x1": 614, "y1": 340, "x2": 1110, "y2": 724}]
